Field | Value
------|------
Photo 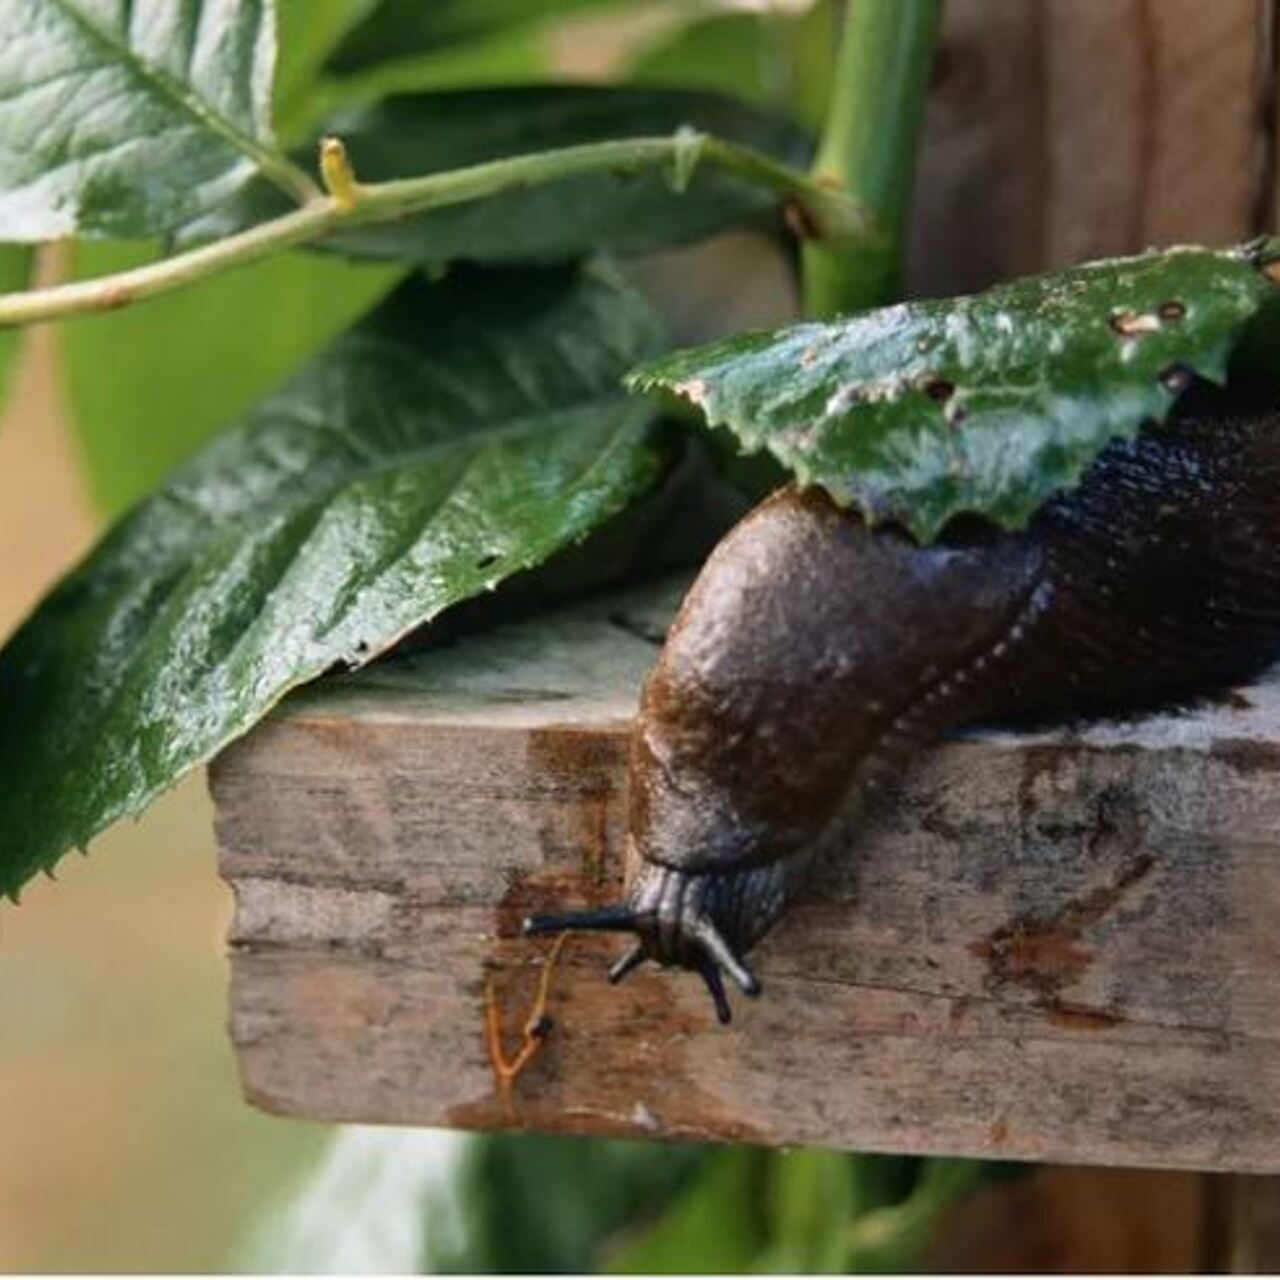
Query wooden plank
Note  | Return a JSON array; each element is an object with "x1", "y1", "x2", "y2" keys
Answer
[{"x1": 212, "y1": 575, "x2": 1280, "y2": 1173}]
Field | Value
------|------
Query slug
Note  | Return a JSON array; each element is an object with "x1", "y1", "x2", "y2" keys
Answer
[{"x1": 526, "y1": 375, "x2": 1280, "y2": 1022}]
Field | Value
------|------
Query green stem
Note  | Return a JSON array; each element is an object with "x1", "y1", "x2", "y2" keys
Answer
[
  {"x1": 802, "y1": 0, "x2": 943, "y2": 318},
  {"x1": 0, "y1": 134, "x2": 872, "y2": 330}
]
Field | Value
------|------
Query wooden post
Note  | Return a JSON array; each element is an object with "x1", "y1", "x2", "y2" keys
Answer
[{"x1": 908, "y1": 0, "x2": 1270, "y2": 297}]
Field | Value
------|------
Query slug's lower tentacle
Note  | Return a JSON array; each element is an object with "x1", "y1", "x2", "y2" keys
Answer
[
  {"x1": 524, "y1": 855, "x2": 796, "y2": 1020},
  {"x1": 538, "y1": 377, "x2": 1280, "y2": 1024}
]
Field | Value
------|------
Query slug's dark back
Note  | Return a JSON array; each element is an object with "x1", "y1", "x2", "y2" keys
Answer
[{"x1": 526, "y1": 378, "x2": 1280, "y2": 1022}]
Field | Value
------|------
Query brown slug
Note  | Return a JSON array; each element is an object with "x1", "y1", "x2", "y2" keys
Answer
[{"x1": 526, "y1": 375, "x2": 1280, "y2": 1023}]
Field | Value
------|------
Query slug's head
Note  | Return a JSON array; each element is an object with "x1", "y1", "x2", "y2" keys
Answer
[{"x1": 523, "y1": 858, "x2": 785, "y2": 1024}]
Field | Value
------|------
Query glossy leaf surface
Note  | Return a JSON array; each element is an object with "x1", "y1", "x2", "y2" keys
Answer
[
  {"x1": 192, "y1": 86, "x2": 809, "y2": 263},
  {"x1": 0, "y1": 264, "x2": 669, "y2": 896},
  {"x1": 0, "y1": 0, "x2": 306, "y2": 240},
  {"x1": 632, "y1": 246, "x2": 1280, "y2": 539}
]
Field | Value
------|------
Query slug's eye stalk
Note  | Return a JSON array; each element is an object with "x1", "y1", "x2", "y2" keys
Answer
[{"x1": 522, "y1": 868, "x2": 761, "y2": 1025}]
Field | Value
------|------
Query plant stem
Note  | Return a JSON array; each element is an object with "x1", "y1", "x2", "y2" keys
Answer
[
  {"x1": 802, "y1": 0, "x2": 942, "y2": 319},
  {"x1": 0, "y1": 134, "x2": 872, "y2": 330}
]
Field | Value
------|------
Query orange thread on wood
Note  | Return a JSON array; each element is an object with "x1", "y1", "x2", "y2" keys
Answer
[{"x1": 484, "y1": 933, "x2": 570, "y2": 1106}]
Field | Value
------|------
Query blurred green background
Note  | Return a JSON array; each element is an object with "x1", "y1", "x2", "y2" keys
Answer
[{"x1": 0, "y1": 328, "x2": 330, "y2": 1271}]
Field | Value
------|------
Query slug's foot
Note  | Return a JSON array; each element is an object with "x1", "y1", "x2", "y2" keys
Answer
[{"x1": 522, "y1": 863, "x2": 762, "y2": 1024}]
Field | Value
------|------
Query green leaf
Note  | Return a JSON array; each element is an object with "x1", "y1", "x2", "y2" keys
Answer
[
  {"x1": 0, "y1": 263, "x2": 670, "y2": 897},
  {"x1": 274, "y1": 0, "x2": 379, "y2": 135},
  {"x1": 325, "y1": 0, "x2": 636, "y2": 75},
  {"x1": 0, "y1": 0, "x2": 309, "y2": 240},
  {"x1": 760, "y1": 1149, "x2": 856, "y2": 1273},
  {"x1": 846, "y1": 1159, "x2": 986, "y2": 1271},
  {"x1": 631, "y1": 245, "x2": 1280, "y2": 541},
  {"x1": 191, "y1": 87, "x2": 810, "y2": 265},
  {"x1": 429, "y1": 1134, "x2": 709, "y2": 1273},
  {"x1": 605, "y1": 1148, "x2": 768, "y2": 1274},
  {"x1": 0, "y1": 246, "x2": 33, "y2": 414},
  {"x1": 61, "y1": 241, "x2": 401, "y2": 517},
  {"x1": 626, "y1": 1, "x2": 839, "y2": 132}
]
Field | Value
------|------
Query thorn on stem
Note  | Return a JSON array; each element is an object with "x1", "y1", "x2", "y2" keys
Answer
[{"x1": 667, "y1": 126, "x2": 707, "y2": 194}]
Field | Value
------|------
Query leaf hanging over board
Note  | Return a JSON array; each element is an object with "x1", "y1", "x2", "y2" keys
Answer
[
  {"x1": 0, "y1": 0, "x2": 311, "y2": 240},
  {"x1": 631, "y1": 245, "x2": 1280, "y2": 541},
  {"x1": 187, "y1": 86, "x2": 810, "y2": 263},
  {"x1": 0, "y1": 263, "x2": 671, "y2": 898}
]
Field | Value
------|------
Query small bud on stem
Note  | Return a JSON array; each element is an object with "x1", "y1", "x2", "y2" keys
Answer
[{"x1": 319, "y1": 137, "x2": 361, "y2": 214}]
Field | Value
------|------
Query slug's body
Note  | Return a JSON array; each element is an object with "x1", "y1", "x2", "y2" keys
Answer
[{"x1": 528, "y1": 379, "x2": 1280, "y2": 1021}]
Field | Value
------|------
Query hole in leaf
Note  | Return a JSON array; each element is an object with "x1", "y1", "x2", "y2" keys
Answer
[
  {"x1": 476, "y1": 552, "x2": 501, "y2": 570},
  {"x1": 922, "y1": 376, "x2": 955, "y2": 403},
  {"x1": 1159, "y1": 363, "x2": 1193, "y2": 394},
  {"x1": 1110, "y1": 309, "x2": 1160, "y2": 337},
  {"x1": 1158, "y1": 300, "x2": 1186, "y2": 322}
]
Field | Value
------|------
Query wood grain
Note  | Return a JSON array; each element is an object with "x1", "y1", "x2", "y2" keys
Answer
[
  {"x1": 908, "y1": 0, "x2": 1267, "y2": 297},
  {"x1": 212, "y1": 576, "x2": 1280, "y2": 1173}
]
